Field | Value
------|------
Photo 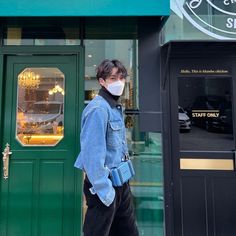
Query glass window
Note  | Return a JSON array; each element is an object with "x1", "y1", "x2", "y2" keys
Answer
[
  {"x1": 160, "y1": 14, "x2": 213, "y2": 44},
  {"x1": 126, "y1": 114, "x2": 164, "y2": 235},
  {"x1": 178, "y1": 76, "x2": 234, "y2": 151},
  {"x1": 161, "y1": 0, "x2": 236, "y2": 43},
  {"x1": 16, "y1": 68, "x2": 65, "y2": 146},
  {"x1": 85, "y1": 17, "x2": 137, "y2": 39},
  {"x1": 160, "y1": 1, "x2": 216, "y2": 44},
  {"x1": 83, "y1": 39, "x2": 164, "y2": 235},
  {"x1": 4, "y1": 27, "x2": 80, "y2": 46},
  {"x1": 84, "y1": 39, "x2": 139, "y2": 109}
]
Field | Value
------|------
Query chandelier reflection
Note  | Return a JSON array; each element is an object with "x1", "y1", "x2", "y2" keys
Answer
[
  {"x1": 48, "y1": 85, "x2": 65, "y2": 95},
  {"x1": 18, "y1": 71, "x2": 40, "y2": 89}
]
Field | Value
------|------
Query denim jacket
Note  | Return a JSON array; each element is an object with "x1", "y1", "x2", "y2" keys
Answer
[{"x1": 74, "y1": 88, "x2": 129, "y2": 206}]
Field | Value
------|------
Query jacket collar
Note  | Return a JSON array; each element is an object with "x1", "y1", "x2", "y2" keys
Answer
[{"x1": 98, "y1": 87, "x2": 120, "y2": 108}]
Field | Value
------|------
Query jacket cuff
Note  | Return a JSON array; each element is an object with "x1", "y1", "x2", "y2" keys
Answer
[{"x1": 99, "y1": 187, "x2": 115, "y2": 207}]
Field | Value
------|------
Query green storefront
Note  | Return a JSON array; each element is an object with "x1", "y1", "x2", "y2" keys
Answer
[{"x1": 0, "y1": 1, "x2": 170, "y2": 236}]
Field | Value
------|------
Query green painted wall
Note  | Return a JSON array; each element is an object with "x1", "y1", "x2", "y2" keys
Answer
[{"x1": 0, "y1": 0, "x2": 169, "y2": 16}]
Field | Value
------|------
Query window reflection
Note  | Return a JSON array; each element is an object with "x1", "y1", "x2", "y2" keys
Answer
[
  {"x1": 83, "y1": 39, "x2": 163, "y2": 235},
  {"x1": 4, "y1": 27, "x2": 80, "y2": 46},
  {"x1": 125, "y1": 114, "x2": 164, "y2": 235},
  {"x1": 178, "y1": 106, "x2": 191, "y2": 132},
  {"x1": 84, "y1": 40, "x2": 138, "y2": 109},
  {"x1": 178, "y1": 77, "x2": 234, "y2": 151},
  {"x1": 16, "y1": 68, "x2": 65, "y2": 146}
]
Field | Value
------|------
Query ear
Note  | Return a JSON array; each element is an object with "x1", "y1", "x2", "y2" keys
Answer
[{"x1": 99, "y1": 78, "x2": 105, "y2": 86}]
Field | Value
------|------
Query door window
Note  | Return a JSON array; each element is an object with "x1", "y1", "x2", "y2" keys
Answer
[
  {"x1": 178, "y1": 76, "x2": 234, "y2": 151},
  {"x1": 16, "y1": 68, "x2": 65, "y2": 146}
]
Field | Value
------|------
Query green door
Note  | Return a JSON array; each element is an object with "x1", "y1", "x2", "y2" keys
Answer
[{"x1": 0, "y1": 55, "x2": 82, "y2": 236}]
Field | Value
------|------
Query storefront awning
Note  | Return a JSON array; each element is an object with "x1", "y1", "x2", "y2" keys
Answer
[{"x1": 0, "y1": 0, "x2": 169, "y2": 16}]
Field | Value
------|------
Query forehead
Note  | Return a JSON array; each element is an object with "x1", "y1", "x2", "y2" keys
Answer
[{"x1": 110, "y1": 67, "x2": 119, "y2": 76}]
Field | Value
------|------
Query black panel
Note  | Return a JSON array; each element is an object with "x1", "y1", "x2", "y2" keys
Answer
[
  {"x1": 211, "y1": 177, "x2": 236, "y2": 236},
  {"x1": 139, "y1": 112, "x2": 162, "y2": 132},
  {"x1": 181, "y1": 176, "x2": 208, "y2": 236},
  {"x1": 138, "y1": 17, "x2": 162, "y2": 131}
]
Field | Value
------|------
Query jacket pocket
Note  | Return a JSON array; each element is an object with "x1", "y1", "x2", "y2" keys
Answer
[{"x1": 107, "y1": 120, "x2": 123, "y2": 147}]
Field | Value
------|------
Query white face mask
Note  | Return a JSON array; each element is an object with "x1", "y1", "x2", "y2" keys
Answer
[{"x1": 106, "y1": 80, "x2": 125, "y2": 96}]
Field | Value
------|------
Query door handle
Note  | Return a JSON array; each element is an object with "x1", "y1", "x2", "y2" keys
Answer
[{"x1": 2, "y1": 143, "x2": 12, "y2": 179}]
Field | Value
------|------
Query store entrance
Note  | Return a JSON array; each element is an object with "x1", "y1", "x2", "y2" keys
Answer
[{"x1": 165, "y1": 54, "x2": 236, "y2": 236}]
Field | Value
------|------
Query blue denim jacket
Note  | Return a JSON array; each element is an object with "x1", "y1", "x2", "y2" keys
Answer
[{"x1": 74, "y1": 88, "x2": 129, "y2": 206}]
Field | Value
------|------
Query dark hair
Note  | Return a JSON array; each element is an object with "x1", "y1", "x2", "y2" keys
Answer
[{"x1": 96, "y1": 59, "x2": 128, "y2": 80}]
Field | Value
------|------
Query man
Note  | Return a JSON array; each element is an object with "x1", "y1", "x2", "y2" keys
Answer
[{"x1": 74, "y1": 59, "x2": 139, "y2": 236}]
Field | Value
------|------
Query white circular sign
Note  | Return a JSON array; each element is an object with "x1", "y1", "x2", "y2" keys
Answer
[{"x1": 175, "y1": 0, "x2": 236, "y2": 39}]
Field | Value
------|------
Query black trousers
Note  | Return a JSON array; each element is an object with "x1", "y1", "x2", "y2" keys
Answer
[{"x1": 83, "y1": 177, "x2": 139, "y2": 236}]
